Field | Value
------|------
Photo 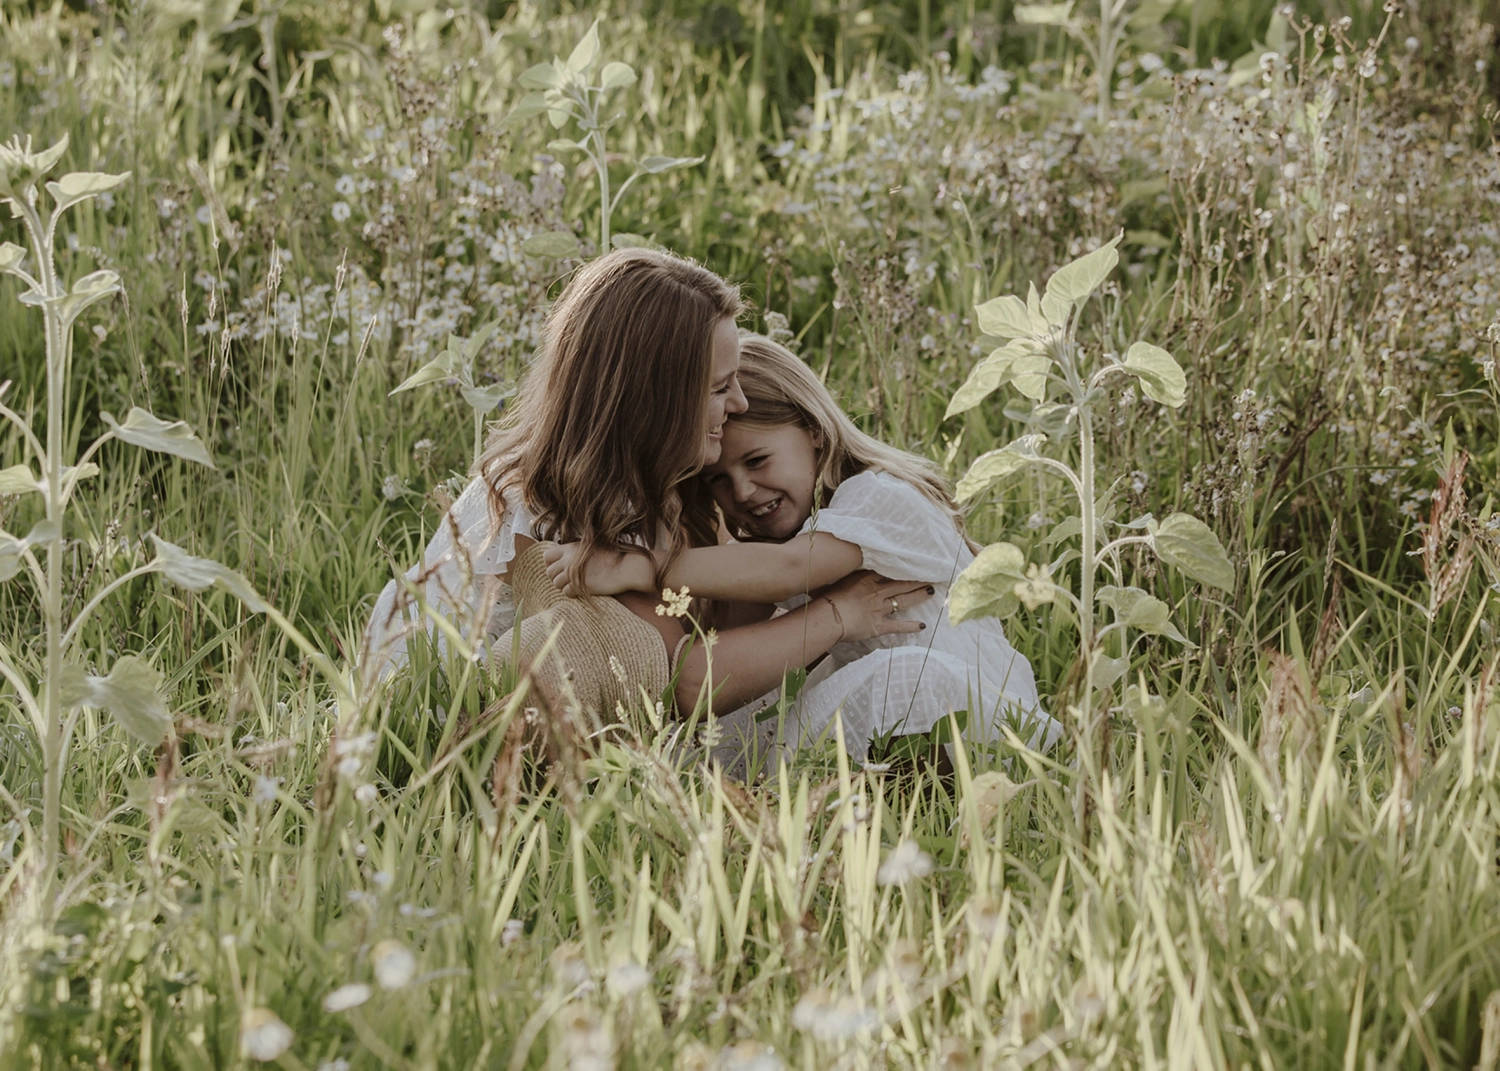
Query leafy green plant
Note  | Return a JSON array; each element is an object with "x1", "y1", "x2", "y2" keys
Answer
[
  {"x1": 502, "y1": 20, "x2": 703, "y2": 255},
  {"x1": 944, "y1": 234, "x2": 1233, "y2": 803},
  {"x1": 1015, "y1": 0, "x2": 1174, "y2": 120},
  {"x1": 0, "y1": 134, "x2": 349, "y2": 883},
  {"x1": 389, "y1": 322, "x2": 513, "y2": 470}
]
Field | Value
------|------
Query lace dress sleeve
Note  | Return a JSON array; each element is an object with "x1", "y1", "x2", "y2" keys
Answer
[
  {"x1": 361, "y1": 476, "x2": 530, "y2": 677},
  {"x1": 798, "y1": 471, "x2": 970, "y2": 585}
]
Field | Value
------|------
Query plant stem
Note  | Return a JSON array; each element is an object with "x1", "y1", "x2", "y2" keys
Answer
[{"x1": 592, "y1": 125, "x2": 611, "y2": 253}]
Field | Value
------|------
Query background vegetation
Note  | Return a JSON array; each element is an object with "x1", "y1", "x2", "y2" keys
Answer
[{"x1": 2, "y1": 0, "x2": 1500, "y2": 1066}]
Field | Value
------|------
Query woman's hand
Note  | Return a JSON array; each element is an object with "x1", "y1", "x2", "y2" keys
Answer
[
  {"x1": 823, "y1": 571, "x2": 935, "y2": 643},
  {"x1": 542, "y1": 542, "x2": 656, "y2": 597}
]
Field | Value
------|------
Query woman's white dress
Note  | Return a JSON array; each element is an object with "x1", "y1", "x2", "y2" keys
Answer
[
  {"x1": 714, "y1": 471, "x2": 1060, "y2": 765},
  {"x1": 363, "y1": 477, "x2": 535, "y2": 676}
]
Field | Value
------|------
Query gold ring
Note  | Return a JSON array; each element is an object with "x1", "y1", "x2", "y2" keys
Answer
[{"x1": 889, "y1": 597, "x2": 899, "y2": 613}]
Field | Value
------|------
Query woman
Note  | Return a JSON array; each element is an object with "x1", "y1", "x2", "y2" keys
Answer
[{"x1": 363, "y1": 248, "x2": 929, "y2": 727}]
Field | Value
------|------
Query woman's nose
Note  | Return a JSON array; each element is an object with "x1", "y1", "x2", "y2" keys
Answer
[{"x1": 725, "y1": 378, "x2": 748, "y2": 415}]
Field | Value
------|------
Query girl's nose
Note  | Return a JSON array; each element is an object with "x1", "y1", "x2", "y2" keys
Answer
[{"x1": 732, "y1": 470, "x2": 757, "y2": 503}]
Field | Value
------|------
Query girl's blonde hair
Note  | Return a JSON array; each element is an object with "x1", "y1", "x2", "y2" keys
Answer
[
  {"x1": 480, "y1": 248, "x2": 741, "y2": 583},
  {"x1": 724, "y1": 334, "x2": 966, "y2": 539}
]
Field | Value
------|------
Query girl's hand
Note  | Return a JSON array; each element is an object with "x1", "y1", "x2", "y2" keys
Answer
[
  {"x1": 824, "y1": 571, "x2": 935, "y2": 643},
  {"x1": 542, "y1": 543, "x2": 655, "y2": 597}
]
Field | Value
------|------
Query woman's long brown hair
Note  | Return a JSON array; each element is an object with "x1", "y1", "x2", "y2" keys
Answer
[{"x1": 479, "y1": 248, "x2": 742, "y2": 587}]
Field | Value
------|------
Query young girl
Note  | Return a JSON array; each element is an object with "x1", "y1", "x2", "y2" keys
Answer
[
  {"x1": 363, "y1": 252, "x2": 930, "y2": 727},
  {"x1": 544, "y1": 334, "x2": 1060, "y2": 763}
]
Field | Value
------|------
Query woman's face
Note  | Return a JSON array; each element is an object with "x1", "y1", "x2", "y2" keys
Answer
[
  {"x1": 702, "y1": 319, "x2": 747, "y2": 466},
  {"x1": 703, "y1": 422, "x2": 820, "y2": 542}
]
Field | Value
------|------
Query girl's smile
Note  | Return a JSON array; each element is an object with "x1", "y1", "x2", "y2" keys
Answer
[{"x1": 704, "y1": 422, "x2": 821, "y2": 541}]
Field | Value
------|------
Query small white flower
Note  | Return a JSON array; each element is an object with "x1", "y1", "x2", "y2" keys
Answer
[
  {"x1": 792, "y1": 990, "x2": 878, "y2": 1039},
  {"x1": 371, "y1": 870, "x2": 393, "y2": 889},
  {"x1": 196, "y1": 205, "x2": 212, "y2": 225},
  {"x1": 371, "y1": 938, "x2": 417, "y2": 989},
  {"x1": 332, "y1": 201, "x2": 352, "y2": 222},
  {"x1": 381, "y1": 474, "x2": 408, "y2": 501},
  {"x1": 253, "y1": 775, "x2": 282, "y2": 804},
  {"x1": 322, "y1": 983, "x2": 372, "y2": 1013},
  {"x1": 606, "y1": 961, "x2": 650, "y2": 997},
  {"x1": 501, "y1": 918, "x2": 525, "y2": 946},
  {"x1": 240, "y1": 1008, "x2": 294, "y2": 1061},
  {"x1": 354, "y1": 783, "x2": 378, "y2": 804},
  {"x1": 877, "y1": 840, "x2": 934, "y2": 886},
  {"x1": 318, "y1": 1061, "x2": 351, "y2": 1071},
  {"x1": 91, "y1": 324, "x2": 107, "y2": 342},
  {"x1": 334, "y1": 174, "x2": 357, "y2": 196}
]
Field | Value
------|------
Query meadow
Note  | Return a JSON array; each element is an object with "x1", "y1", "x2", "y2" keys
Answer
[{"x1": 2, "y1": 0, "x2": 1500, "y2": 1066}]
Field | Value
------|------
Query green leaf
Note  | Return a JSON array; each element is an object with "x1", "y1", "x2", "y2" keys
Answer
[
  {"x1": 517, "y1": 63, "x2": 560, "y2": 90},
  {"x1": 500, "y1": 92, "x2": 550, "y2": 128},
  {"x1": 546, "y1": 105, "x2": 574, "y2": 130},
  {"x1": 461, "y1": 321, "x2": 502, "y2": 363},
  {"x1": 101, "y1": 407, "x2": 216, "y2": 468},
  {"x1": 974, "y1": 294, "x2": 1033, "y2": 340},
  {"x1": 1041, "y1": 234, "x2": 1121, "y2": 322},
  {"x1": 1096, "y1": 585, "x2": 1188, "y2": 643},
  {"x1": 0, "y1": 464, "x2": 39, "y2": 495},
  {"x1": 0, "y1": 522, "x2": 50, "y2": 581},
  {"x1": 390, "y1": 353, "x2": 460, "y2": 395},
  {"x1": 638, "y1": 155, "x2": 704, "y2": 174},
  {"x1": 1123, "y1": 341, "x2": 1186, "y2": 408},
  {"x1": 75, "y1": 655, "x2": 171, "y2": 745},
  {"x1": 520, "y1": 231, "x2": 581, "y2": 258},
  {"x1": 946, "y1": 343, "x2": 1032, "y2": 418},
  {"x1": 566, "y1": 21, "x2": 601, "y2": 73},
  {"x1": 950, "y1": 542, "x2": 1028, "y2": 624},
  {"x1": 1093, "y1": 654, "x2": 1129, "y2": 691},
  {"x1": 46, "y1": 171, "x2": 130, "y2": 212},
  {"x1": 1151, "y1": 513, "x2": 1234, "y2": 591},
  {"x1": 1118, "y1": 178, "x2": 1167, "y2": 207},
  {"x1": 1015, "y1": 2, "x2": 1074, "y2": 24},
  {"x1": 149, "y1": 535, "x2": 269, "y2": 613},
  {"x1": 955, "y1": 435, "x2": 1043, "y2": 503},
  {"x1": 600, "y1": 61, "x2": 636, "y2": 91},
  {"x1": 0, "y1": 241, "x2": 25, "y2": 274},
  {"x1": 546, "y1": 138, "x2": 584, "y2": 153},
  {"x1": 20, "y1": 269, "x2": 123, "y2": 326},
  {"x1": 460, "y1": 382, "x2": 514, "y2": 413},
  {"x1": 1009, "y1": 352, "x2": 1051, "y2": 401}
]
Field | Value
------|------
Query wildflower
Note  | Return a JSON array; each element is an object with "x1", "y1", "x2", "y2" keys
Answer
[
  {"x1": 606, "y1": 960, "x2": 650, "y2": 997},
  {"x1": 381, "y1": 474, "x2": 408, "y2": 501},
  {"x1": 334, "y1": 174, "x2": 357, "y2": 196},
  {"x1": 332, "y1": 201, "x2": 352, "y2": 222},
  {"x1": 196, "y1": 205, "x2": 212, "y2": 225},
  {"x1": 877, "y1": 839, "x2": 934, "y2": 885},
  {"x1": 240, "y1": 1008, "x2": 294, "y2": 1061},
  {"x1": 92, "y1": 325, "x2": 107, "y2": 342},
  {"x1": 354, "y1": 783, "x2": 378, "y2": 804},
  {"x1": 501, "y1": 918, "x2": 525, "y2": 946},
  {"x1": 252, "y1": 775, "x2": 282, "y2": 804},
  {"x1": 656, "y1": 586, "x2": 692, "y2": 618},
  {"x1": 1013, "y1": 563, "x2": 1054, "y2": 611},
  {"x1": 371, "y1": 939, "x2": 417, "y2": 989},
  {"x1": 557, "y1": 1003, "x2": 612, "y2": 1071},
  {"x1": 792, "y1": 989, "x2": 878, "y2": 1040},
  {"x1": 322, "y1": 983, "x2": 372, "y2": 1012},
  {"x1": 550, "y1": 942, "x2": 592, "y2": 989},
  {"x1": 1359, "y1": 54, "x2": 1378, "y2": 79}
]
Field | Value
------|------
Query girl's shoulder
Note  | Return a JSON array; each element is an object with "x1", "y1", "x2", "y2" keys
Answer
[{"x1": 824, "y1": 468, "x2": 942, "y2": 516}]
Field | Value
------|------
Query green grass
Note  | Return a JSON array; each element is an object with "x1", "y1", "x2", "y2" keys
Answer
[{"x1": 2, "y1": 0, "x2": 1500, "y2": 1067}]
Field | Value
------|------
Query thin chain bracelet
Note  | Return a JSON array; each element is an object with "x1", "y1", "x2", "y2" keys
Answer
[{"x1": 822, "y1": 596, "x2": 845, "y2": 641}]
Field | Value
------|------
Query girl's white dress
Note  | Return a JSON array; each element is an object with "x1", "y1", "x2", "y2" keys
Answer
[
  {"x1": 363, "y1": 477, "x2": 535, "y2": 676},
  {"x1": 714, "y1": 471, "x2": 1060, "y2": 765}
]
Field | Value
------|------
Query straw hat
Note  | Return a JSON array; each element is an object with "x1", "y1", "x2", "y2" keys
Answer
[{"x1": 494, "y1": 543, "x2": 671, "y2": 731}]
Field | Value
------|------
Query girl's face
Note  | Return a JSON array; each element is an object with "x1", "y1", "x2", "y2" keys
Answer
[
  {"x1": 704, "y1": 422, "x2": 820, "y2": 541},
  {"x1": 702, "y1": 319, "x2": 748, "y2": 465}
]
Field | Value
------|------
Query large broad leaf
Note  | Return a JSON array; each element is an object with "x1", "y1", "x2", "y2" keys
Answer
[
  {"x1": 500, "y1": 92, "x2": 551, "y2": 128},
  {"x1": 1096, "y1": 585, "x2": 1188, "y2": 643},
  {"x1": 1015, "y1": 2, "x2": 1074, "y2": 24},
  {"x1": 20, "y1": 269, "x2": 123, "y2": 327},
  {"x1": 0, "y1": 520, "x2": 56, "y2": 581},
  {"x1": 600, "y1": 61, "x2": 636, "y2": 91},
  {"x1": 1123, "y1": 341, "x2": 1186, "y2": 408},
  {"x1": 1151, "y1": 513, "x2": 1234, "y2": 591},
  {"x1": 1008, "y1": 352, "x2": 1051, "y2": 401},
  {"x1": 102, "y1": 407, "x2": 215, "y2": 468},
  {"x1": 0, "y1": 242, "x2": 25, "y2": 274},
  {"x1": 955, "y1": 435, "x2": 1043, "y2": 503},
  {"x1": 390, "y1": 350, "x2": 462, "y2": 395},
  {"x1": 520, "y1": 231, "x2": 581, "y2": 258},
  {"x1": 949, "y1": 542, "x2": 1028, "y2": 624},
  {"x1": 74, "y1": 655, "x2": 171, "y2": 745},
  {"x1": 0, "y1": 464, "x2": 39, "y2": 495},
  {"x1": 565, "y1": 21, "x2": 601, "y2": 73},
  {"x1": 974, "y1": 294, "x2": 1034, "y2": 340},
  {"x1": 639, "y1": 155, "x2": 704, "y2": 174},
  {"x1": 460, "y1": 382, "x2": 514, "y2": 414},
  {"x1": 47, "y1": 170, "x2": 130, "y2": 212},
  {"x1": 517, "y1": 64, "x2": 561, "y2": 90},
  {"x1": 149, "y1": 535, "x2": 269, "y2": 613},
  {"x1": 1041, "y1": 234, "x2": 1121, "y2": 323}
]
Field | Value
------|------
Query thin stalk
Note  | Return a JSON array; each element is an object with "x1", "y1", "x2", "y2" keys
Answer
[{"x1": 592, "y1": 125, "x2": 611, "y2": 253}]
